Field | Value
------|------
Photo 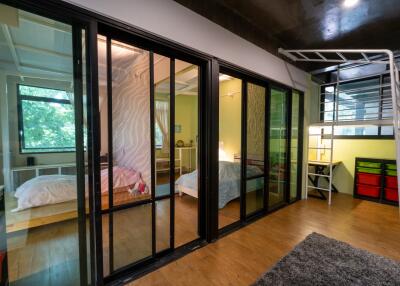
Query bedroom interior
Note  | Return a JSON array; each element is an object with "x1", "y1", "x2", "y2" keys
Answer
[{"x1": 0, "y1": 0, "x2": 399, "y2": 285}]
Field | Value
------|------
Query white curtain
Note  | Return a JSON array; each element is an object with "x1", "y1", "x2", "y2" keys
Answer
[{"x1": 155, "y1": 100, "x2": 169, "y2": 153}]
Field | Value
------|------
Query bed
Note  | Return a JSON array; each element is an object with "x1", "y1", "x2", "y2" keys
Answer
[
  {"x1": 175, "y1": 161, "x2": 264, "y2": 208},
  {"x1": 12, "y1": 166, "x2": 149, "y2": 212},
  {"x1": 6, "y1": 166, "x2": 149, "y2": 232}
]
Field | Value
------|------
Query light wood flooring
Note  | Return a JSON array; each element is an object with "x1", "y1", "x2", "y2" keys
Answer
[
  {"x1": 131, "y1": 193, "x2": 400, "y2": 286},
  {"x1": 6, "y1": 192, "x2": 223, "y2": 283}
]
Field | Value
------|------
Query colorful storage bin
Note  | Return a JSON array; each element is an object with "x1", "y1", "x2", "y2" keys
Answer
[
  {"x1": 357, "y1": 184, "x2": 380, "y2": 198},
  {"x1": 384, "y1": 188, "x2": 399, "y2": 202},
  {"x1": 385, "y1": 170, "x2": 397, "y2": 176},
  {"x1": 356, "y1": 167, "x2": 381, "y2": 174},
  {"x1": 386, "y1": 163, "x2": 397, "y2": 170},
  {"x1": 385, "y1": 176, "x2": 398, "y2": 189},
  {"x1": 357, "y1": 161, "x2": 381, "y2": 168},
  {"x1": 357, "y1": 173, "x2": 381, "y2": 186}
]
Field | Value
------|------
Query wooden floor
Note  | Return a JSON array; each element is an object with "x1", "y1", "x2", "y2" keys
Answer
[
  {"x1": 7, "y1": 192, "x2": 217, "y2": 282},
  {"x1": 131, "y1": 193, "x2": 400, "y2": 286}
]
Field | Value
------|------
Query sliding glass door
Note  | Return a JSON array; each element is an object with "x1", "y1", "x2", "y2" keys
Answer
[
  {"x1": 98, "y1": 33, "x2": 203, "y2": 279},
  {"x1": 98, "y1": 37, "x2": 153, "y2": 276},
  {"x1": 0, "y1": 4, "x2": 90, "y2": 285},
  {"x1": 245, "y1": 82, "x2": 266, "y2": 216},
  {"x1": 268, "y1": 86, "x2": 289, "y2": 208},
  {"x1": 290, "y1": 90, "x2": 303, "y2": 201},
  {"x1": 217, "y1": 74, "x2": 269, "y2": 226},
  {"x1": 218, "y1": 73, "x2": 242, "y2": 229}
]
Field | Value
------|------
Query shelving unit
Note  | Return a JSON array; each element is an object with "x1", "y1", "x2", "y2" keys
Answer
[{"x1": 353, "y1": 157, "x2": 399, "y2": 206}]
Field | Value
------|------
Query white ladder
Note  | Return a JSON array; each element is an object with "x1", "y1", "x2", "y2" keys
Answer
[{"x1": 306, "y1": 125, "x2": 335, "y2": 205}]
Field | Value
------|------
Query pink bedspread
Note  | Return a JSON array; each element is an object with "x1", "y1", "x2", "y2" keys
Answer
[{"x1": 100, "y1": 166, "x2": 147, "y2": 195}]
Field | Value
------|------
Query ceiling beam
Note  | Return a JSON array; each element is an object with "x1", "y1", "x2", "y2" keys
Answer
[
  {"x1": 19, "y1": 12, "x2": 71, "y2": 34},
  {"x1": 0, "y1": 41, "x2": 71, "y2": 59},
  {"x1": 0, "y1": 59, "x2": 72, "y2": 77},
  {"x1": 1, "y1": 24, "x2": 23, "y2": 81}
]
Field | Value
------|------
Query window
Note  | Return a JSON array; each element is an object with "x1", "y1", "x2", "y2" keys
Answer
[
  {"x1": 321, "y1": 75, "x2": 394, "y2": 138},
  {"x1": 155, "y1": 122, "x2": 163, "y2": 148},
  {"x1": 155, "y1": 100, "x2": 169, "y2": 149},
  {"x1": 17, "y1": 84, "x2": 75, "y2": 153}
]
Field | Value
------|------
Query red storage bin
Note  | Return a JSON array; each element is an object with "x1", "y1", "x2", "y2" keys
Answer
[
  {"x1": 385, "y1": 176, "x2": 398, "y2": 189},
  {"x1": 357, "y1": 173, "x2": 381, "y2": 186},
  {"x1": 357, "y1": 184, "x2": 380, "y2": 198},
  {"x1": 0, "y1": 252, "x2": 5, "y2": 281},
  {"x1": 385, "y1": 188, "x2": 399, "y2": 202}
]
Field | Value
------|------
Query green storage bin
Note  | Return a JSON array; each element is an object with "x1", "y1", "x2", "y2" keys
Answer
[
  {"x1": 386, "y1": 163, "x2": 397, "y2": 170},
  {"x1": 356, "y1": 167, "x2": 381, "y2": 174},
  {"x1": 357, "y1": 161, "x2": 381, "y2": 168},
  {"x1": 386, "y1": 169, "x2": 397, "y2": 176}
]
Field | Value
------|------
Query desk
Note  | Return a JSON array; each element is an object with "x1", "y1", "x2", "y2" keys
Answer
[
  {"x1": 155, "y1": 146, "x2": 197, "y2": 176},
  {"x1": 177, "y1": 146, "x2": 197, "y2": 173},
  {"x1": 308, "y1": 160, "x2": 341, "y2": 200}
]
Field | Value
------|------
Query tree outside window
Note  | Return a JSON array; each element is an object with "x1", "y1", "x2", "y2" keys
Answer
[{"x1": 17, "y1": 84, "x2": 76, "y2": 153}]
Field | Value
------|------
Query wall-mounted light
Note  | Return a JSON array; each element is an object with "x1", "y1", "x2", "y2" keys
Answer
[{"x1": 343, "y1": 0, "x2": 359, "y2": 8}]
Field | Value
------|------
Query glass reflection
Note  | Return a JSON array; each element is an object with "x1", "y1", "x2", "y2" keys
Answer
[
  {"x1": 218, "y1": 74, "x2": 242, "y2": 229},
  {"x1": 269, "y1": 88, "x2": 288, "y2": 208},
  {"x1": 246, "y1": 83, "x2": 265, "y2": 215}
]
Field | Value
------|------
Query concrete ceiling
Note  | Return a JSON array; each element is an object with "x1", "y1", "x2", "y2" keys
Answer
[{"x1": 174, "y1": 0, "x2": 400, "y2": 71}]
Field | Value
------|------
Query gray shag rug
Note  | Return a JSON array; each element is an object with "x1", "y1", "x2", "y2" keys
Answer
[{"x1": 253, "y1": 232, "x2": 400, "y2": 286}]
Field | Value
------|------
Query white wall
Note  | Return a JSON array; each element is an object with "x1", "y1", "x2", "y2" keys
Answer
[{"x1": 65, "y1": 0, "x2": 310, "y2": 91}]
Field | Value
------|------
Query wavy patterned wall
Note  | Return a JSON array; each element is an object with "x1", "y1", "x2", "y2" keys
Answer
[
  {"x1": 247, "y1": 83, "x2": 265, "y2": 160},
  {"x1": 112, "y1": 51, "x2": 152, "y2": 189}
]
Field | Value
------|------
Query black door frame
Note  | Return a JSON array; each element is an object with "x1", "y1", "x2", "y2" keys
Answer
[
  {"x1": 96, "y1": 26, "x2": 209, "y2": 283},
  {"x1": 216, "y1": 61, "x2": 304, "y2": 237}
]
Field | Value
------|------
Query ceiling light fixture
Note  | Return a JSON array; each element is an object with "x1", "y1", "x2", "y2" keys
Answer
[
  {"x1": 343, "y1": 0, "x2": 359, "y2": 8},
  {"x1": 219, "y1": 74, "x2": 233, "y2": 82}
]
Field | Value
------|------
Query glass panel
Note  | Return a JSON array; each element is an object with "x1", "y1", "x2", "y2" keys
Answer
[
  {"x1": 381, "y1": 126, "x2": 394, "y2": 135},
  {"x1": 102, "y1": 214, "x2": 110, "y2": 276},
  {"x1": 0, "y1": 6, "x2": 83, "y2": 285},
  {"x1": 81, "y1": 28, "x2": 91, "y2": 285},
  {"x1": 112, "y1": 205, "x2": 152, "y2": 270},
  {"x1": 103, "y1": 205, "x2": 153, "y2": 275},
  {"x1": 322, "y1": 85, "x2": 335, "y2": 122},
  {"x1": 156, "y1": 199, "x2": 170, "y2": 252},
  {"x1": 246, "y1": 178, "x2": 264, "y2": 214},
  {"x1": 335, "y1": 125, "x2": 379, "y2": 136},
  {"x1": 154, "y1": 54, "x2": 171, "y2": 198},
  {"x1": 246, "y1": 83, "x2": 265, "y2": 215},
  {"x1": 111, "y1": 40, "x2": 151, "y2": 207},
  {"x1": 269, "y1": 88, "x2": 288, "y2": 208},
  {"x1": 174, "y1": 60, "x2": 199, "y2": 247},
  {"x1": 290, "y1": 91, "x2": 300, "y2": 201},
  {"x1": 218, "y1": 74, "x2": 241, "y2": 229},
  {"x1": 97, "y1": 35, "x2": 110, "y2": 210}
]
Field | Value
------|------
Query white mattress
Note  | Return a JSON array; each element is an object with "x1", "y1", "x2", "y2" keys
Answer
[{"x1": 176, "y1": 161, "x2": 264, "y2": 208}]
